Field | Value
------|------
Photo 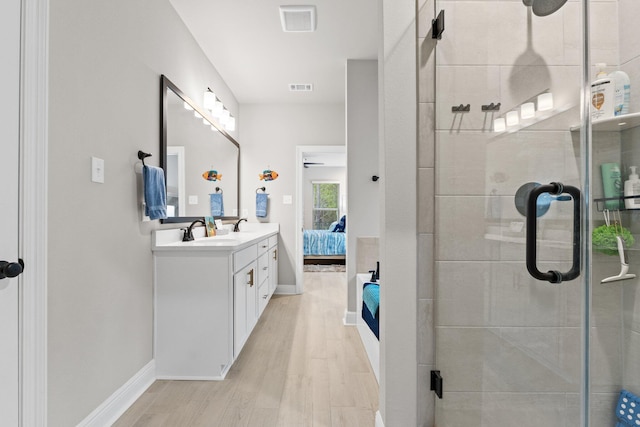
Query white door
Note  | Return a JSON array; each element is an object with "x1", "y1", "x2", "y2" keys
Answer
[{"x1": 0, "y1": 0, "x2": 23, "y2": 425}]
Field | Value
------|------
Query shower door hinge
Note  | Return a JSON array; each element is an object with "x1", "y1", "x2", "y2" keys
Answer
[
  {"x1": 430, "y1": 370, "x2": 443, "y2": 399},
  {"x1": 431, "y1": 10, "x2": 445, "y2": 40}
]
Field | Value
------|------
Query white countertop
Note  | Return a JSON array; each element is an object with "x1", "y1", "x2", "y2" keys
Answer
[{"x1": 152, "y1": 223, "x2": 279, "y2": 252}]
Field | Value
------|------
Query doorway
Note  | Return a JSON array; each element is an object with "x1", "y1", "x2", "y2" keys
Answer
[{"x1": 295, "y1": 145, "x2": 346, "y2": 293}]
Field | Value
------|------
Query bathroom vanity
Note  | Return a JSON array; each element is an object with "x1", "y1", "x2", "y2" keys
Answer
[{"x1": 152, "y1": 223, "x2": 279, "y2": 380}]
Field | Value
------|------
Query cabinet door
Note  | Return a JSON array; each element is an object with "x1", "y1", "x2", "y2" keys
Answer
[
  {"x1": 234, "y1": 261, "x2": 256, "y2": 357},
  {"x1": 269, "y1": 245, "x2": 278, "y2": 294}
]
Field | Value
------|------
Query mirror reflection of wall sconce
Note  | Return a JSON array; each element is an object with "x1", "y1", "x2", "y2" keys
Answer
[
  {"x1": 492, "y1": 92, "x2": 555, "y2": 133},
  {"x1": 451, "y1": 104, "x2": 470, "y2": 113}
]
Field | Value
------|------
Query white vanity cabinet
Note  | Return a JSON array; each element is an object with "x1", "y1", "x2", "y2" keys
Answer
[{"x1": 152, "y1": 225, "x2": 279, "y2": 380}]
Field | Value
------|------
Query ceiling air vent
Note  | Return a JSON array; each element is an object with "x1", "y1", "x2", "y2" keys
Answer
[
  {"x1": 279, "y1": 6, "x2": 317, "y2": 32},
  {"x1": 289, "y1": 83, "x2": 313, "y2": 92}
]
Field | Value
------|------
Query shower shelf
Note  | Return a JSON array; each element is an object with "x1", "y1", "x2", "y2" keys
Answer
[
  {"x1": 570, "y1": 112, "x2": 640, "y2": 132},
  {"x1": 593, "y1": 195, "x2": 640, "y2": 212}
]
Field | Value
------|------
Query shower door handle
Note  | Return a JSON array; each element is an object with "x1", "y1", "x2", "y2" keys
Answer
[{"x1": 526, "y1": 182, "x2": 581, "y2": 283}]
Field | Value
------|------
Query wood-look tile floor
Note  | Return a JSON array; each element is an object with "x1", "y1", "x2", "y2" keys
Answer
[{"x1": 114, "y1": 272, "x2": 378, "y2": 427}]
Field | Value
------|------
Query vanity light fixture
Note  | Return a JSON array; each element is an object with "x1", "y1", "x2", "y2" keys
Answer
[
  {"x1": 521, "y1": 102, "x2": 535, "y2": 119},
  {"x1": 506, "y1": 111, "x2": 519, "y2": 126},
  {"x1": 203, "y1": 88, "x2": 216, "y2": 111},
  {"x1": 493, "y1": 118, "x2": 506, "y2": 132},
  {"x1": 537, "y1": 92, "x2": 554, "y2": 111}
]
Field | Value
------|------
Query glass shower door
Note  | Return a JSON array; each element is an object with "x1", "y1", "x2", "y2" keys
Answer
[{"x1": 432, "y1": 0, "x2": 595, "y2": 425}]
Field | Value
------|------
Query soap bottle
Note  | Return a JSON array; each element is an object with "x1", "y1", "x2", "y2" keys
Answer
[
  {"x1": 591, "y1": 63, "x2": 615, "y2": 121},
  {"x1": 609, "y1": 70, "x2": 631, "y2": 116},
  {"x1": 624, "y1": 166, "x2": 640, "y2": 209},
  {"x1": 601, "y1": 162, "x2": 623, "y2": 209}
]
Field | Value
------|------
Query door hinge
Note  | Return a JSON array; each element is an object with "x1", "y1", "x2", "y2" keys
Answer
[{"x1": 431, "y1": 370, "x2": 443, "y2": 399}]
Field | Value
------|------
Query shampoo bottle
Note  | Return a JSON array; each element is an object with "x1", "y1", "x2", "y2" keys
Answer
[
  {"x1": 624, "y1": 166, "x2": 640, "y2": 209},
  {"x1": 601, "y1": 162, "x2": 623, "y2": 209},
  {"x1": 609, "y1": 70, "x2": 631, "y2": 116},
  {"x1": 591, "y1": 64, "x2": 615, "y2": 121}
]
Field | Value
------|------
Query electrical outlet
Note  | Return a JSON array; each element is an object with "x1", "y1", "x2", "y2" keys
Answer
[
  {"x1": 283, "y1": 195, "x2": 292, "y2": 205},
  {"x1": 189, "y1": 195, "x2": 198, "y2": 205},
  {"x1": 91, "y1": 157, "x2": 104, "y2": 183}
]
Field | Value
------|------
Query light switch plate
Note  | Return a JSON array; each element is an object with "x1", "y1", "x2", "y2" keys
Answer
[
  {"x1": 283, "y1": 195, "x2": 293, "y2": 205},
  {"x1": 91, "y1": 157, "x2": 104, "y2": 183}
]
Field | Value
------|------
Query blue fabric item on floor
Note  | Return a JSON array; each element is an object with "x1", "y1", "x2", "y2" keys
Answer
[
  {"x1": 210, "y1": 193, "x2": 224, "y2": 217},
  {"x1": 616, "y1": 389, "x2": 640, "y2": 426},
  {"x1": 362, "y1": 282, "x2": 380, "y2": 318},
  {"x1": 256, "y1": 193, "x2": 268, "y2": 217},
  {"x1": 143, "y1": 165, "x2": 167, "y2": 220}
]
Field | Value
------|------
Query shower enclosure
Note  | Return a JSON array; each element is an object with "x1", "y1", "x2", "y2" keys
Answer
[{"x1": 433, "y1": 0, "x2": 640, "y2": 425}]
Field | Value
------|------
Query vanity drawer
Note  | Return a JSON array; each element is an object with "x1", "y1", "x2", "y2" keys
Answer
[
  {"x1": 257, "y1": 252, "x2": 269, "y2": 285},
  {"x1": 268, "y1": 235, "x2": 278, "y2": 248},
  {"x1": 234, "y1": 244, "x2": 257, "y2": 272},
  {"x1": 257, "y1": 238, "x2": 270, "y2": 257}
]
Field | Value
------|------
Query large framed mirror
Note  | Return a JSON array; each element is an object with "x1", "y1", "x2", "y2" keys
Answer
[{"x1": 160, "y1": 75, "x2": 240, "y2": 223}]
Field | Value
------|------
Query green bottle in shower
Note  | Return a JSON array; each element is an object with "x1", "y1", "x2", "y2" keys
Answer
[{"x1": 601, "y1": 162, "x2": 623, "y2": 209}]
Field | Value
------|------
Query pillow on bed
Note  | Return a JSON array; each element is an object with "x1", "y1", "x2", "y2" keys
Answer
[
  {"x1": 333, "y1": 215, "x2": 346, "y2": 232},
  {"x1": 328, "y1": 221, "x2": 339, "y2": 232}
]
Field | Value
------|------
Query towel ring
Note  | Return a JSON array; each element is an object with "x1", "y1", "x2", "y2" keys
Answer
[
  {"x1": 215, "y1": 187, "x2": 223, "y2": 194},
  {"x1": 256, "y1": 186, "x2": 266, "y2": 193},
  {"x1": 137, "y1": 150, "x2": 152, "y2": 166}
]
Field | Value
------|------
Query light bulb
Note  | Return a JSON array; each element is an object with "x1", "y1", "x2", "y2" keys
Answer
[
  {"x1": 183, "y1": 102, "x2": 193, "y2": 111},
  {"x1": 194, "y1": 110, "x2": 203, "y2": 119},
  {"x1": 203, "y1": 118, "x2": 209, "y2": 125},
  {"x1": 493, "y1": 118, "x2": 506, "y2": 132},
  {"x1": 506, "y1": 111, "x2": 519, "y2": 126},
  {"x1": 521, "y1": 102, "x2": 535, "y2": 119},
  {"x1": 537, "y1": 93, "x2": 553, "y2": 111},
  {"x1": 212, "y1": 100, "x2": 224, "y2": 118},
  {"x1": 225, "y1": 116, "x2": 236, "y2": 132},
  {"x1": 203, "y1": 90, "x2": 216, "y2": 111},
  {"x1": 220, "y1": 109, "x2": 230, "y2": 125},
  {"x1": 211, "y1": 125, "x2": 219, "y2": 132}
]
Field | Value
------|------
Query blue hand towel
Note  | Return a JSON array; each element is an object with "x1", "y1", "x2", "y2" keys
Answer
[
  {"x1": 256, "y1": 193, "x2": 268, "y2": 218},
  {"x1": 210, "y1": 193, "x2": 224, "y2": 217},
  {"x1": 143, "y1": 165, "x2": 167, "y2": 220}
]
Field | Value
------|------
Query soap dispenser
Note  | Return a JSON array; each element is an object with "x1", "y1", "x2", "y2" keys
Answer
[
  {"x1": 591, "y1": 63, "x2": 615, "y2": 121},
  {"x1": 624, "y1": 166, "x2": 640, "y2": 209}
]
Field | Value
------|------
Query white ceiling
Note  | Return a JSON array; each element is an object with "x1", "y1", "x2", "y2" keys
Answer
[{"x1": 169, "y1": 0, "x2": 379, "y2": 104}]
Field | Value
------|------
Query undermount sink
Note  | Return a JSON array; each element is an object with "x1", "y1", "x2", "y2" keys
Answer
[{"x1": 190, "y1": 238, "x2": 240, "y2": 245}]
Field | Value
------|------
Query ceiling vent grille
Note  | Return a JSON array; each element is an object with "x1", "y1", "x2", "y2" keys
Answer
[
  {"x1": 279, "y1": 6, "x2": 316, "y2": 32},
  {"x1": 289, "y1": 83, "x2": 313, "y2": 92}
]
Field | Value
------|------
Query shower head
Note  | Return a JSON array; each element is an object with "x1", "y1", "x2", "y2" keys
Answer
[{"x1": 522, "y1": 0, "x2": 568, "y2": 17}]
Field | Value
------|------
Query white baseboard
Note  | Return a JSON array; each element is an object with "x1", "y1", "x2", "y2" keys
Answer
[
  {"x1": 343, "y1": 310, "x2": 356, "y2": 325},
  {"x1": 275, "y1": 284, "x2": 296, "y2": 295},
  {"x1": 375, "y1": 411, "x2": 384, "y2": 427},
  {"x1": 77, "y1": 360, "x2": 155, "y2": 427}
]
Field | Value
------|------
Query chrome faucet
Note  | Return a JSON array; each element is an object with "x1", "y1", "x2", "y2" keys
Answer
[
  {"x1": 182, "y1": 218, "x2": 205, "y2": 241},
  {"x1": 233, "y1": 218, "x2": 248, "y2": 232}
]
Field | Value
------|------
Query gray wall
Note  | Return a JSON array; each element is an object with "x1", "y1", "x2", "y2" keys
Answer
[
  {"x1": 48, "y1": 0, "x2": 237, "y2": 425},
  {"x1": 346, "y1": 59, "x2": 380, "y2": 314},
  {"x1": 379, "y1": 0, "x2": 418, "y2": 425},
  {"x1": 239, "y1": 104, "x2": 345, "y2": 285}
]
